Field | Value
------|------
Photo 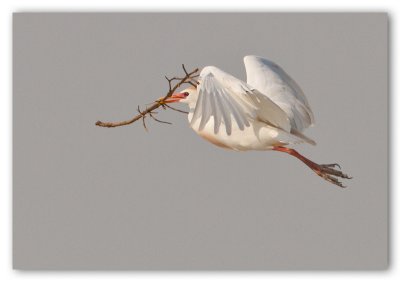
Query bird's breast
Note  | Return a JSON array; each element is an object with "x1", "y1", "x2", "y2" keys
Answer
[
  {"x1": 197, "y1": 131, "x2": 233, "y2": 150},
  {"x1": 188, "y1": 115, "x2": 282, "y2": 151}
]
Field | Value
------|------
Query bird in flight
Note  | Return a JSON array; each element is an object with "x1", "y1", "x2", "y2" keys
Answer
[{"x1": 162, "y1": 55, "x2": 351, "y2": 187}]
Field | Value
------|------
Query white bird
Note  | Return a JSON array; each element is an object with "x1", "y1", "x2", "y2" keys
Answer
[{"x1": 163, "y1": 55, "x2": 351, "y2": 187}]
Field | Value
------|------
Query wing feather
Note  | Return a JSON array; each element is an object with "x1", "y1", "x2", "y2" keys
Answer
[
  {"x1": 244, "y1": 55, "x2": 315, "y2": 131},
  {"x1": 219, "y1": 90, "x2": 246, "y2": 130},
  {"x1": 198, "y1": 86, "x2": 212, "y2": 131},
  {"x1": 214, "y1": 90, "x2": 231, "y2": 134},
  {"x1": 191, "y1": 66, "x2": 291, "y2": 135}
]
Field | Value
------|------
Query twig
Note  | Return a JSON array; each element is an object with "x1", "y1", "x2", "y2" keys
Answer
[
  {"x1": 163, "y1": 103, "x2": 189, "y2": 114},
  {"x1": 149, "y1": 112, "x2": 172, "y2": 125},
  {"x1": 182, "y1": 64, "x2": 189, "y2": 76},
  {"x1": 137, "y1": 106, "x2": 148, "y2": 132},
  {"x1": 95, "y1": 65, "x2": 199, "y2": 128}
]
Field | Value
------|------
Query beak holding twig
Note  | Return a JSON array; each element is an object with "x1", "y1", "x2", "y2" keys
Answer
[{"x1": 95, "y1": 64, "x2": 198, "y2": 129}]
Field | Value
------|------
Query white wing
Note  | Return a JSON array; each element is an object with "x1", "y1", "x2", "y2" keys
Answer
[
  {"x1": 190, "y1": 66, "x2": 291, "y2": 135},
  {"x1": 244, "y1": 55, "x2": 315, "y2": 131}
]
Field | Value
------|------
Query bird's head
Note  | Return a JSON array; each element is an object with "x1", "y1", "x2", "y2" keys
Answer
[{"x1": 161, "y1": 86, "x2": 198, "y2": 108}]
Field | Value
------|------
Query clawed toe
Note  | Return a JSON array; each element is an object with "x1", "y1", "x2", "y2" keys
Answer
[
  {"x1": 321, "y1": 163, "x2": 341, "y2": 169},
  {"x1": 314, "y1": 164, "x2": 352, "y2": 188},
  {"x1": 321, "y1": 174, "x2": 345, "y2": 188}
]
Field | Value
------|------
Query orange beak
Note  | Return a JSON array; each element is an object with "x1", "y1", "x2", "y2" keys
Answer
[{"x1": 159, "y1": 92, "x2": 187, "y2": 103}]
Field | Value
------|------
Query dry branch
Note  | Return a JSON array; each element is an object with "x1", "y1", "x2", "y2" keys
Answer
[{"x1": 95, "y1": 65, "x2": 199, "y2": 129}]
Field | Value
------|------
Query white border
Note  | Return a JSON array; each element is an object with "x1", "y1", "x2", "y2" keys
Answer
[{"x1": 1, "y1": 1, "x2": 396, "y2": 281}]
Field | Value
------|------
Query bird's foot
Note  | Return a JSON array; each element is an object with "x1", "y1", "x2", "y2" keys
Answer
[
  {"x1": 272, "y1": 147, "x2": 352, "y2": 188},
  {"x1": 312, "y1": 163, "x2": 352, "y2": 188}
]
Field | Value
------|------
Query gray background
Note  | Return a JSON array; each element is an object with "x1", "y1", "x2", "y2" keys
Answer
[{"x1": 13, "y1": 13, "x2": 388, "y2": 270}]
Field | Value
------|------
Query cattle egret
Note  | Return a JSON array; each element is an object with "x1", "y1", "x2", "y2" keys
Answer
[{"x1": 163, "y1": 55, "x2": 351, "y2": 187}]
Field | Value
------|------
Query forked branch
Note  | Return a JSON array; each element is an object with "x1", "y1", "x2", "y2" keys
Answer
[{"x1": 95, "y1": 65, "x2": 199, "y2": 129}]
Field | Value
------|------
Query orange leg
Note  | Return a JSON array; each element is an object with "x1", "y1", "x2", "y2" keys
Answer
[{"x1": 272, "y1": 146, "x2": 351, "y2": 188}]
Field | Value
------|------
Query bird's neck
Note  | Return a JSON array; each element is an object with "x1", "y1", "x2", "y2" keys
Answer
[
  {"x1": 186, "y1": 101, "x2": 197, "y2": 124},
  {"x1": 187, "y1": 110, "x2": 194, "y2": 124}
]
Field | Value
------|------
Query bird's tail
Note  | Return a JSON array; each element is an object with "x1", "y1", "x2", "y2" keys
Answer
[
  {"x1": 277, "y1": 128, "x2": 316, "y2": 146},
  {"x1": 290, "y1": 129, "x2": 316, "y2": 146}
]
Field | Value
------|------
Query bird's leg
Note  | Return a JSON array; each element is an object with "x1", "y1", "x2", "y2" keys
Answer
[{"x1": 272, "y1": 146, "x2": 351, "y2": 188}]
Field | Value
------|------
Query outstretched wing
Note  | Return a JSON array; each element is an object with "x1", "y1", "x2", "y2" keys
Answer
[
  {"x1": 244, "y1": 55, "x2": 315, "y2": 131},
  {"x1": 190, "y1": 66, "x2": 291, "y2": 135}
]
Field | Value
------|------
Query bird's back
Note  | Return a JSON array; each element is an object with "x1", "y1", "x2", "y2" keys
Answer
[{"x1": 243, "y1": 55, "x2": 314, "y2": 131}]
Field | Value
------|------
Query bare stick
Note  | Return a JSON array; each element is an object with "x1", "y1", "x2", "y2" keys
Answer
[
  {"x1": 149, "y1": 112, "x2": 172, "y2": 125},
  {"x1": 95, "y1": 65, "x2": 199, "y2": 128},
  {"x1": 163, "y1": 103, "x2": 189, "y2": 114},
  {"x1": 137, "y1": 106, "x2": 148, "y2": 132}
]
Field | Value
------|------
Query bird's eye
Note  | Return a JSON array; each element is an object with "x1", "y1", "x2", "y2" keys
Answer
[{"x1": 183, "y1": 92, "x2": 189, "y2": 97}]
